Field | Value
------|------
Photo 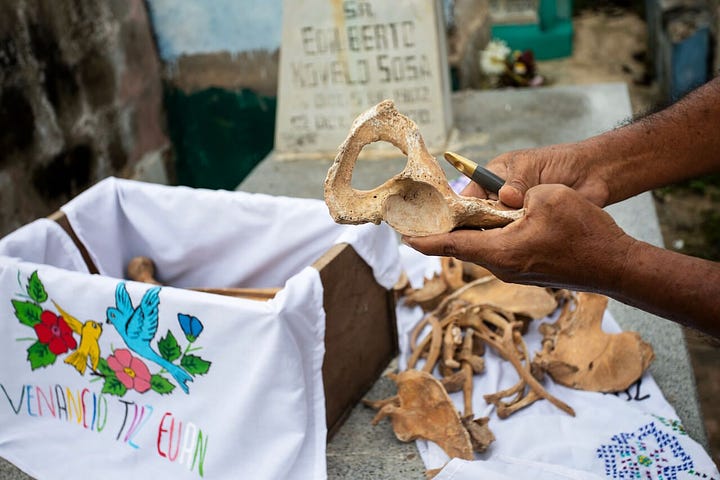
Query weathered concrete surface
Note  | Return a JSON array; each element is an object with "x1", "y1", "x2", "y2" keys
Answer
[{"x1": 0, "y1": 0, "x2": 169, "y2": 237}]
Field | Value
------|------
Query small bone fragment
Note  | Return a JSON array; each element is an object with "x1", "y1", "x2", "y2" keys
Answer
[
  {"x1": 403, "y1": 273, "x2": 449, "y2": 311},
  {"x1": 457, "y1": 327, "x2": 485, "y2": 375},
  {"x1": 462, "y1": 262, "x2": 493, "y2": 281},
  {"x1": 369, "y1": 370, "x2": 474, "y2": 460},
  {"x1": 438, "y1": 358, "x2": 456, "y2": 378},
  {"x1": 457, "y1": 353, "x2": 485, "y2": 374},
  {"x1": 459, "y1": 328, "x2": 477, "y2": 416},
  {"x1": 486, "y1": 387, "x2": 544, "y2": 419},
  {"x1": 442, "y1": 323, "x2": 463, "y2": 369},
  {"x1": 440, "y1": 369, "x2": 468, "y2": 393},
  {"x1": 426, "y1": 468, "x2": 443, "y2": 479},
  {"x1": 461, "y1": 362, "x2": 474, "y2": 417},
  {"x1": 393, "y1": 270, "x2": 411, "y2": 302},
  {"x1": 362, "y1": 395, "x2": 399, "y2": 410},
  {"x1": 420, "y1": 316, "x2": 443, "y2": 373},
  {"x1": 127, "y1": 256, "x2": 162, "y2": 285},
  {"x1": 404, "y1": 258, "x2": 484, "y2": 313},
  {"x1": 441, "y1": 257, "x2": 466, "y2": 290},
  {"x1": 461, "y1": 416, "x2": 495, "y2": 453},
  {"x1": 324, "y1": 100, "x2": 522, "y2": 236},
  {"x1": 409, "y1": 307, "x2": 466, "y2": 371},
  {"x1": 456, "y1": 277, "x2": 558, "y2": 319},
  {"x1": 409, "y1": 299, "x2": 467, "y2": 353},
  {"x1": 127, "y1": 256, "x2": 280, "y2": 301},
  {"x1": 471, "y1": 331, "x2": 486, "y2": 357},
  {"x1": 484, "y1": 378, "x2": 525, "y2": 409},
  {"x1": 534, "y1": 293, "x2": 655, "y2": 392}
]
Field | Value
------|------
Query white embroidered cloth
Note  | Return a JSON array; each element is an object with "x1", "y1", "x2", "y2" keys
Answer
[
  {"x1": 397, "y1": 246, "x2": 719, "y2": 480},
  {"x1": 0, "y1": 178, "x2": 402, "y2": 480}
]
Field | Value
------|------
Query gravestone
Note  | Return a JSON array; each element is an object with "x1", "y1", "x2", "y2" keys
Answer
[{"x1": 274, "y1": 0, "x2": 453, "y2": 158}]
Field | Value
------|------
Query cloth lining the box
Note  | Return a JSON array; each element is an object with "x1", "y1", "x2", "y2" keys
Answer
[{"x1": 61, "y1": 177, "x2": 401, "y2": 291}]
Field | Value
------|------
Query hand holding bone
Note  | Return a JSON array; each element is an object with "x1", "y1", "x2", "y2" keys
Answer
[{"x1": 404, "y1": 184, "x2": 634, "y2": 292}]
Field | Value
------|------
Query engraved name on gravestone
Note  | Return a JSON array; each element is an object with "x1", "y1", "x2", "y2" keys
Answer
[{"x1": 275, "y1": 0, "x2": 452, "y2": 157}]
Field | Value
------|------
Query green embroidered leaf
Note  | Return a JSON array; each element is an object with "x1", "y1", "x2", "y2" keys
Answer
[
  {"x1": 181, "y1": 354, "x2": 212, "y2": 376},
  {"x1": 150, "y1": 374, "x2": 176, "y2": 395},
  {"x1": 96, "y1": 357, "x2": 114, "y2": 376},
  {"x1": 27, "y1": 271, "x2": 48, "y2": 304},
  {"x1": 13, "y1": 300, "x2": 42, "y2": 327},
  {"x1": 158, "y1": 330, "x2": 181, "y2": 361},
  {"x1": 27, "y1": 341, "x2": 56, "y2": 370},
  {"x1": 102, "y1": 375, "x2": 128, "y2": 396}
]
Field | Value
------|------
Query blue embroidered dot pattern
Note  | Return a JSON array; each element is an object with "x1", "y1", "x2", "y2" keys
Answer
[{"x1": 597, "y1": 422, "x2": 695, "y2": 479}]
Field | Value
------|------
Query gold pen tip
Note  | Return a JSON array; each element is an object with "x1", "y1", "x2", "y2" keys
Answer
[{"x1": 443, "y1": 151, "x2": 476, "y2": 176}]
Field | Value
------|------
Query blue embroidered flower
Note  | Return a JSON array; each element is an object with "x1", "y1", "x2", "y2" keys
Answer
[
  {"x1": 178, "y1": 313, "x2": 204, "y2": 342},
  {"x1": 597, "y1": 422, "x2": 693, "y2": 479}
]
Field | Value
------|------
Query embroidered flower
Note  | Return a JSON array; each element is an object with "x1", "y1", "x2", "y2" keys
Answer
[
  {"x1": 34, "y1": 310, "x2": 77, "y2": 355},
  {"x1": 178, "y1": 313, "x2": 204, "y2": 342},
  {"x1": 107, "y1": 349, "x2": 152, "y2": 393}
]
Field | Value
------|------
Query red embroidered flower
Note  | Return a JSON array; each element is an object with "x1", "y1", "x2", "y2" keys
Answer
[
  {"x1": 34, "y1": 310, "x2": 77, "y2": 354},
  {"x1": 107, "y1": 349, "x2": 152, "y2": 393}
]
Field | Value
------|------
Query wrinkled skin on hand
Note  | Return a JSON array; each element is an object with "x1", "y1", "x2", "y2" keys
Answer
[
  {"x1": 465, "y1": 144, "x2": 612, "y2": 209},
  {"x1": 403, "y1": 184, "x2": 636, "y2": 292}
]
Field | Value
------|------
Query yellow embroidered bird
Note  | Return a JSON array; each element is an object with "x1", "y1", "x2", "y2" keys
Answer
[{"x1": 53, "y1": 300, "x2": 103, "y2": 375}]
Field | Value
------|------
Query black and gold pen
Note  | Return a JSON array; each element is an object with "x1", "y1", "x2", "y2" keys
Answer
[{"x1": 443, "y1": 151, "x2": 505, "y2": 194}]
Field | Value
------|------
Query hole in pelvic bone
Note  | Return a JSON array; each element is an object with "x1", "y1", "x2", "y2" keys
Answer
[
  {"x1": 350, "y1": 141, "x2": 408, "y2": 191},
  {"x1": 382, "y1": 181, "x2": 454, "y2": 236}
]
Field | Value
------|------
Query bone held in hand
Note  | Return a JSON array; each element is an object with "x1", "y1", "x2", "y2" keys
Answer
[{"x1": 324, "y1": 100, "x2": 523, "y2": 236}]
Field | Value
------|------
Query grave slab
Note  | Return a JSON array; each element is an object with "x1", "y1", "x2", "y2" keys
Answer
[{"x1": 274, "y1": 0, "x2": 452, "y2": 158}]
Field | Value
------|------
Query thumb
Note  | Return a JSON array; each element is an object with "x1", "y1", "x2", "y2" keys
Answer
[{"x1": 498, "y1": 179, "x2": 528, "y2": 208}]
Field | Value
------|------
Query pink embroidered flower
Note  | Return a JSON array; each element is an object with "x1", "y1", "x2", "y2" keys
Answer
[
  {"x1": 107, "y1": 349, "x2": 152, "y2": 393},
  {"x1": 34, "y1": 310, "x2": 77, "y2": 355}
]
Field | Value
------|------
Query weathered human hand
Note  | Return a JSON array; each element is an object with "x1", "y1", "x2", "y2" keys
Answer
[
  {"x1": 464, "y1": 143, "x2": 611, "y2": 209},
  {"x1": 403, "y1": 184, "x2": 636, "y2": 292}
]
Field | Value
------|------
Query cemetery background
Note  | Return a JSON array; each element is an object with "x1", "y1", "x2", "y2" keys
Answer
[{"x1": 1, "y1": 0, "x2": 720, "y2": 476}]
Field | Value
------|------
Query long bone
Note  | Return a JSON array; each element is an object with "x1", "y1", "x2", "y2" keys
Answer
[
  {"x1": 324, "y1": 100, "x2": 523, "y2": 236},
  {"x1": 457, "y1": 305, "x2": 576, "y2": 417}
]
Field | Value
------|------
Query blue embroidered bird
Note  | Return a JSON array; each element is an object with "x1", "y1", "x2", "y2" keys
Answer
[{"x1": 106, "y1": 282, "x2": 192, "y2": 393}]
